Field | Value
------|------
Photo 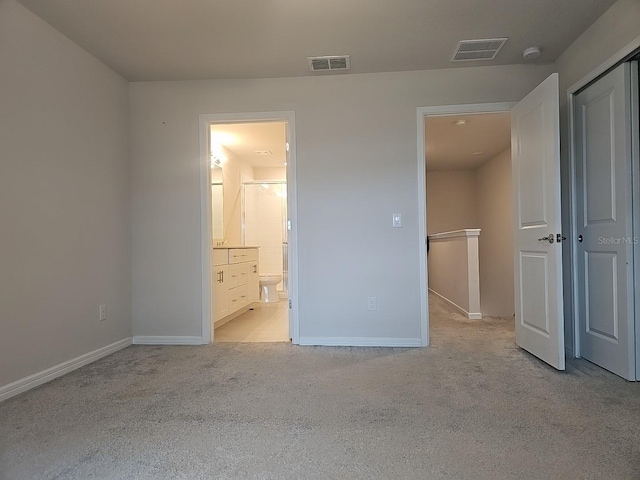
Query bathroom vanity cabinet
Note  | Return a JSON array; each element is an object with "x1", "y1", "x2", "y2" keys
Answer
[{"x1": 212, "y1": 247, "x2": 259, "y2": 327}]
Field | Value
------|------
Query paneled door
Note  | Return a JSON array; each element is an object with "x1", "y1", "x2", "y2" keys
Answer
[
  {"x1": 574, "y1": 62, "x2": 637, "y2": 380},
  {"x1": 511, "y1": 73, "x2": 565, "y2": 370}
]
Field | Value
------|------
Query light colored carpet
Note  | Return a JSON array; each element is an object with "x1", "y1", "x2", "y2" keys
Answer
[{"x1": 1, "y1": 294, "x2": 639, "y2": 479}]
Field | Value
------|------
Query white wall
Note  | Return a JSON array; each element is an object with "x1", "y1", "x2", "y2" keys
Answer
[
  {"x1": 556, "y1": 0, "x2": 640, "y2": 94},
  {"x1": 211, "y1": 167, "x2": 224, "y2": 241},
  {"x1": 429, "y1": 237, "x2": 470, "y2": 313},
  {"x1": 254, "y1": 167, "x2": 286, "y2": 181},
  {"x1": 476, "y1": 149, "x2": 514, "y2": 317},
  {"x1": 428, "y1": 231, "x2": 481, "y2": 318},
  {"x1": 426, "y1": 170, "x2": 478, "y2": 234},
  {"x1": 556, "y1": 0, "x2": 640, "y2": 353},
  {"x1": 220, "y1": 146, "x2": 253, "y2": 245},
  {"x1": 129, "y1": 64, "x2": 554, "y2": 341},
  {"x1": 0, "y1": 0, "x2": 131, "y2": 387}
]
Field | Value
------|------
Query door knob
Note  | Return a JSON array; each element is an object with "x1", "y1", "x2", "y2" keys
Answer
[
  {"x1": 538, "y1": 234, "x2": 554, "y2": 244},
  {"x1": 578, "y1": 234, "x2": 583, "y2": 243}
]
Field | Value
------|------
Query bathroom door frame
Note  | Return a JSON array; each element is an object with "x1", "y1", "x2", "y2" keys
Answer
[{"x1": 198, "y1": 111, "x2": 299, "y2": 344}]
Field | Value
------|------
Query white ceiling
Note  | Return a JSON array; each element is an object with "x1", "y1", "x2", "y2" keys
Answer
[
  {"x1": 211, "y1": 122, "x2": 287, "y2": 169},
  {"x1": 16, "y1": 0, "x2": 616, "y2": 81},
  {"x1": 426, "y1": 113, "x2": 511, "y2": 171}
]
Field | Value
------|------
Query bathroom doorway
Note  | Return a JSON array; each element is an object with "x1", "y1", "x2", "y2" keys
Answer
[{"x1": 199, "y1": 112, "x2": 298, "y2": 344}]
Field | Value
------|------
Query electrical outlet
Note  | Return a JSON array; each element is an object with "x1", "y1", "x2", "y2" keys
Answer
[
  {"x1": 99, "y1": 304, "x2": 107, "y2": 321},
  {"x1": 367, "y1": 297, "x2": 377, "y2": 311}
]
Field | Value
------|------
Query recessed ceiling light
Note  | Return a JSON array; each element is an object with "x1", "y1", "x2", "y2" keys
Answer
[
  {"x1": 454, "y1": 119, "x2": 468, "y2": 126},
  {"x1": 255, "y1": 150, "x2": 272, "y2": 156},
  {"x1": 473, "y1": 152, "x2": 483, "y2": 156}
]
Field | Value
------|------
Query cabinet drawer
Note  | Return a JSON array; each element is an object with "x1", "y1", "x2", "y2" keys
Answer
[
  {"x1": 227, "y1": 263, "x2": 239, "y2": 288},
  {"x1": 212, "y1": 249, "x2": 229, "y2": 266},
  {"x1": 237, "y1": 284, "x2": 248, "y2": 307},
  {"x1": 229, "y1": 284, "x2": 248, "y2": 309},
  {"x1": 229, "y1": 248, "x2": 258, "y2": 264},
  {"x1": 228, "y1": 286, "x2": 241, "y2": 309},
  {"x1": 238, "y1": 262, "x2": 248, "y2": 285}
]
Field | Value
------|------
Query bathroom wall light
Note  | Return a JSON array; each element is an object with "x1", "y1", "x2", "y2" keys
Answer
[
  {"x1": 210, "y1": 153, "x2": 227, "y2": 166},
  {"x1": 210, "y1": 143, "x2": 227, "y2": 165}
]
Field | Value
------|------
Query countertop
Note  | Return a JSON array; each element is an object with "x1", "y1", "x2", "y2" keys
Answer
[{"x1": 213, "y1": 245, "x2": 259, "y2": 249}]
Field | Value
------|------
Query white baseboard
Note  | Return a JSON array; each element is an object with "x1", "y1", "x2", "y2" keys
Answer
[
  {"x1": 132, "y1": 336, "x2": 205, "y2": 345},
  {"x1": 0, "y1": 337, "x2": 132, "y2": 402},
  {"x1": 297, "y1": 337, "x2": 422, "y2": 347},
  {"x1": 429, "y1": 288, "x2": 482, "y2": 320}
]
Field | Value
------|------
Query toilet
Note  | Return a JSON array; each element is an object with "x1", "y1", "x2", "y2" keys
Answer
[{"x1": 259, "y1": 275, "x2": 282, "y2": 303}]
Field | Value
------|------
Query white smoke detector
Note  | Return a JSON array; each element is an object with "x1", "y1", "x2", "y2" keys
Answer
[{"x1": 523, "y1": 46, "x2": 542, "y2": 60}]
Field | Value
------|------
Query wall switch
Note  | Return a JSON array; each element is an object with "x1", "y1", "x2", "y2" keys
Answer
[
  {"x1": 367, "y1": 296, "x2": 377, "y2": 311},
  {"x1": 392, "y1": 213, "x2": 402, "y2": 228},
  {"x1": 99, "y1": 304, "x2": 107, "y2": 321}
]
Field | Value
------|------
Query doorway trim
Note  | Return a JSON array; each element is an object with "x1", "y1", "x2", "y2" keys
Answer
[
  {"x1": 566, "y1": 34, "x2": 640, "y2": 362},
  {"x1": 198, "y1": 111, "x2": 299, "y2": 344},
  {"x1": 417, "y1": 102, "x2": 516, "y2": 346}
]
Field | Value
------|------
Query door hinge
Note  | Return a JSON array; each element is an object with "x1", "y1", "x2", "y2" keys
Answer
[{"x1": 289, "y1": 299, "x2": 292, "y2": 309}]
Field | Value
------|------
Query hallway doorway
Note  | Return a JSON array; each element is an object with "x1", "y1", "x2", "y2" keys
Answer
[{"x1": 425, "y1": 111, "x2": 513, "y2": 325}]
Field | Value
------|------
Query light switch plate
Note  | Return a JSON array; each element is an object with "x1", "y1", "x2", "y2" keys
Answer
[{"x1": 392, "y1": 213, "x2": 402, "y2": 228}]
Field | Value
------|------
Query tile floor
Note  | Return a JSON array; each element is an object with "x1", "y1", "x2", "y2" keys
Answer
[{"x1": 214, "y1": 299, "x2": 290, "y2": 342}]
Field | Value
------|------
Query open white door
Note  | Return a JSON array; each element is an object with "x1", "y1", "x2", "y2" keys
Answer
[{"x1": 511, "y1": 73, "x2": 565, "y2": 370}]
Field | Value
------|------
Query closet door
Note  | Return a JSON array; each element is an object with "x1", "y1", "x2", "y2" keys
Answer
[{"x1": 574, "y1": 62, "x2": 637, "y2": 380}]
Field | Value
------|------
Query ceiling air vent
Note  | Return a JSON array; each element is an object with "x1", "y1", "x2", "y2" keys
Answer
[
  {"x1": 308, "y1": 55, "x2": 351, "y2": 72},
  {"x1": 452, "y1": 38, "x2": 508, "y2": 62}
]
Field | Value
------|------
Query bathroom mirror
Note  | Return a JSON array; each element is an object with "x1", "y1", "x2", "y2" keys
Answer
[{"x1": 211, "y1": 164, "x2": 224, "y2": 243}]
